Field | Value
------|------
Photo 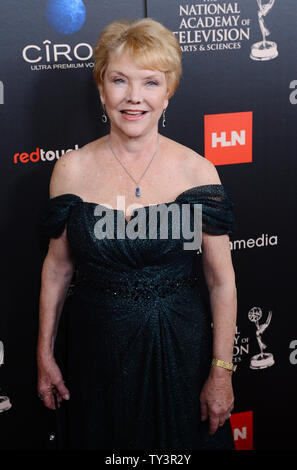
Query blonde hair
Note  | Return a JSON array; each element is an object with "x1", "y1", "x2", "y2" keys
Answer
[{"x1": 93, "y1": 18, "x2": 182, "y2": 98}]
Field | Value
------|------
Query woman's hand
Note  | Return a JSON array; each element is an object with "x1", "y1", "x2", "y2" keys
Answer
[
  {"x1": 200, "y1": 366, "x2": 234, "y2": 436},
  {"x1": 37, "y1": 355, "x2": 70, "y2": 410}
]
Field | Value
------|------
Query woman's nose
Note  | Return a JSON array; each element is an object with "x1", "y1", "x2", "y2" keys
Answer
[{"x1": 126, "y1": 83, "x2": 142, "y2": 103}]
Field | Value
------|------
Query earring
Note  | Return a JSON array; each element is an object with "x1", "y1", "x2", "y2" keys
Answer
[
  {"x1": 162, "y1": 109, "x2": 166, "y2": 128},
  {"x1": 102, "y1": 105, "x2": 107, "y2": 123}
]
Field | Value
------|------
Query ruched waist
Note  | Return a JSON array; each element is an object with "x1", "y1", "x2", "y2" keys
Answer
[{"x1": 73, "y1": 264, "x2": 199, "y2": 302}]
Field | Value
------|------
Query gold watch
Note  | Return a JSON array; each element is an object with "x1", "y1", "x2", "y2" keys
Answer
[{"x1": 212, "y1": 358, "x2": 237, "y2": 372}]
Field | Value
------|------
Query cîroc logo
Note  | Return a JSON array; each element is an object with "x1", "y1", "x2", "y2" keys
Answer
[
  {"x1": 22, "y1": 1, "x2": 92, "y2": 71},
  {"x1": 22, "y1": 40, "x2": 93, "y2": 66},
  {"x1": 46, "y1": 0, "x2": 86, "y2": 35}
]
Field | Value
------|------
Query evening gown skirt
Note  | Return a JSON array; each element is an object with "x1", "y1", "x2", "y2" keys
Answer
[{"x1": 41, "y1": 184, "x2": 236, "y2": 450}]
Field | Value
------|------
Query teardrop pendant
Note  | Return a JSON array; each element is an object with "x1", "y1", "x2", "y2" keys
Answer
[{"x1": 135, "y1": 187, "x2": 141, "y2": 197}]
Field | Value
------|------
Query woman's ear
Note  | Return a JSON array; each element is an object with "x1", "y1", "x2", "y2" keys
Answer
[
  {"x1": 164, "y1": 95, "x2": 169, "y2": 110},
  {"x1": 98, "y1": 84, "x2": 105, "y2": 105},
  {"x1": 166, "y1": 87, "x2": 172, "y2": 102}
]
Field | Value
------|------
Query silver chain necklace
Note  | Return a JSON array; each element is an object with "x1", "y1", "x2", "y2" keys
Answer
[{"x1": 107, "y1": 136, "x2": 160, "y2": 198}]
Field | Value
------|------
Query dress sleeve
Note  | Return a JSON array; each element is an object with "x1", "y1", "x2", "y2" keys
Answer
[
  {"x1": 176, "y1": 184, "x2": 236, "y2": 235},
  {"x1": 40, "y1": 193, "x2": 83, "y2": 240}
]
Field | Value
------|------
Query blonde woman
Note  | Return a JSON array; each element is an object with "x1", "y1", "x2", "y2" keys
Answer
[{"x1": 37, "y1": 18, "x2": 237, "y2": 450}]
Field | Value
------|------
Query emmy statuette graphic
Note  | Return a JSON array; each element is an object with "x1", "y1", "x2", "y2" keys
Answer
[
  {"x1": 0, "y1": 341, "x2": 12, "y2": 412},
  {"x1": 248, "y1": 307, "x2": 275, "y2": 369},
  {"x1": 250, "y1": 0, "x2": 278, "y2": 61}
]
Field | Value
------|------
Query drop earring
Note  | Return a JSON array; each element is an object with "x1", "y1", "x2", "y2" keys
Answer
[
  {"x1": 162, "y1": 109, "x2": 166, "y2": 128},
  {"x1": 102, "y1": 105, "x2": 107, "y2": 123}
]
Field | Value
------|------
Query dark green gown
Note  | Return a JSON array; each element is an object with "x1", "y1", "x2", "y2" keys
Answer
[{"x1": 41, "y1": 184, "x2": 235, "y2": 450}]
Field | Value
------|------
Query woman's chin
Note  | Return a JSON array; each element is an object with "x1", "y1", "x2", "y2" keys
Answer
[{"x1": 111, "y1": 122, "x2": 155, "y2": 139}]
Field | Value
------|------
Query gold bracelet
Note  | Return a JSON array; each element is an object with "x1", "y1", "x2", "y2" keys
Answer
[{"x1": 212, "y1": 358, "x2": 237, "y2": 372}]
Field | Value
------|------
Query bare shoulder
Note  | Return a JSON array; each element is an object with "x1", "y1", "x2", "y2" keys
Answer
[
  {"x1": 185, "y1": 147, "x2": 221, "y2": 185},
  {"x1": 162, "y1": 137, "x2": 221, "y2": 186},
  {"x1": 49, "y1": 139, "x2": 102, "y2": 198},
  {"x1": 49, "y1": 147, "x2": 81, "y2": 198}
]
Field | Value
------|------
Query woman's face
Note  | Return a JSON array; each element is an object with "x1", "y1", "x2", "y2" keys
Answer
[{"x1": 99, "y1": 51, "x2": 169, "y2": 138}]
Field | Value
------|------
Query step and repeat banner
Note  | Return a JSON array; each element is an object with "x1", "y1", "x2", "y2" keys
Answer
[{"x1": 0, "y1": 0, "x2": 296, "y2": 450}]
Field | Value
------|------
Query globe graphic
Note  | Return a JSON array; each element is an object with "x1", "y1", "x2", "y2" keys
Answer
[
  {"x1": 248, "y1": 306, "x2": 262, "y2": 323},
  {"x1": 46, "y1": 0, "x2": 86, "y2": 34}
]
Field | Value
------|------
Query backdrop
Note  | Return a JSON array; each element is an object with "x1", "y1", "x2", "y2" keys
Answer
[{"x1": 0, "y1": 0, "x2": 296, "y2": 451}]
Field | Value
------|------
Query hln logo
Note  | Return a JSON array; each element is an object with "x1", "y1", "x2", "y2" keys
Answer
[
  {"x1": 230, "y1": 411, "x2": 253, "y2": 450},
  {"x1": 212, "y1": 130, "x2": 246, "y2": 148},
  {"x1": 204, "y1": 111, "x2": 252, "y2": 165},
  {"x1": 0, "y1": 81, "x2": 3, "y2": 104},
  {"x1": 234, "y1": 426, "x2": 247, "y2": 441}
]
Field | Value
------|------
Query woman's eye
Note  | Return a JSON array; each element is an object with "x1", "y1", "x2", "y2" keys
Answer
[
  {"x1": 147, "y1": 81, "x2": 158, "y2": 86},
  {"x1": 113, "y1": 78, "x2": 125, "y2": 84}
]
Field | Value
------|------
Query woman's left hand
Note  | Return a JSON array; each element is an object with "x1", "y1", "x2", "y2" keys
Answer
[{"x1": 199, "y1": 367, "x2": 234, "y2": 436}]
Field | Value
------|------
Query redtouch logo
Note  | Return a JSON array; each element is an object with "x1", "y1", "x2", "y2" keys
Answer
[
  {"x1": 13, "y1": 145, "x2": 79, "y2": 164},
  {"x1": 230, "y1": 411, "x2": 253, "y2": 450},
  {"x1": 204, "y1": 111, "x2": 253, "y2": 165}
]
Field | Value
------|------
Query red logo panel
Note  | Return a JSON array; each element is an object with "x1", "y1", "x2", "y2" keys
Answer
[
  {"x1": 230, "y1": 411, "x2": 253, "y2": 450},
  {"x1": 204, "y1": 111, "x2": 253, "y2": 165}
]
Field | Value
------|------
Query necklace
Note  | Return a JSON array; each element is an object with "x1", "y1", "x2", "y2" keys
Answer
[{"x1": 107, "y1": 136, "x2": 160, "y2": 198}]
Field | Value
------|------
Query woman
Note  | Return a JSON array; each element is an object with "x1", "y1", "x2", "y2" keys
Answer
[{"x1": 37, "y1": 18, "x2": 237, "y2": 450}]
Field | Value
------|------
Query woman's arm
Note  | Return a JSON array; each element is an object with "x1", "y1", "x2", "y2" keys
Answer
[
  {"x1": 200, "y1": 232, "x2": 237, "y2": 435},
  {"x1": 37, "y1": 227, "x2": 75, "y2": 409},
  {"x1": 37, "y1": 153, "x2": 79, "y2": 409}
]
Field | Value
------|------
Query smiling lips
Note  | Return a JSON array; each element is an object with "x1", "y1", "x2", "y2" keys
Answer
[{"x1": 120, "y1": 109, "x2": 148, "y2": 120}]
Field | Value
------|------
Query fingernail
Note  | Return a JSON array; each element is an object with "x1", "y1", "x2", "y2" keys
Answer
[{"x1": 63, "y1": 394, "x2": 70, "y2": 400}]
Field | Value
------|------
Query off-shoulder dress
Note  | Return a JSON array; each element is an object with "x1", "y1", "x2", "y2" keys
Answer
[{"x1": 40, "y1": 184, "x2": 235, "y2": 450}]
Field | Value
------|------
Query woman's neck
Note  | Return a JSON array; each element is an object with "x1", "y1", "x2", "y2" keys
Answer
[{"x1": 107, "y1": 127, "x2": 160, "y2": 163}]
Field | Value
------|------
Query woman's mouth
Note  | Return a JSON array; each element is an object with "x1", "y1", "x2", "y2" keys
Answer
[{"x1": 120, "y1": 110, "x2": 148, "y2": 120}]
